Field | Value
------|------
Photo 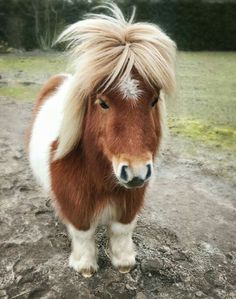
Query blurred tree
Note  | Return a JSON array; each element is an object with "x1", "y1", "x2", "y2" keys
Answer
[{"x1": 0, "y1": 0, "x2": 235, "y2": 51}]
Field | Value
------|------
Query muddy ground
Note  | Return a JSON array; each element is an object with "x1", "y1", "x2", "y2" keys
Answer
[{"x1": 0, "y1": 97, "x2": 235, "y2": 299}]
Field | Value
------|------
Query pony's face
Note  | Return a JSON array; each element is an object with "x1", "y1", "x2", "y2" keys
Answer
[{"x1": 86, "y1": 78, "x2": 162, "y2": 189}]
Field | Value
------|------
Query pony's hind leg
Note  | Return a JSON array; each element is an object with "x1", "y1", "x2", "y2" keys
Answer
[
  {"x1": 109, "y1": 219, "x2": 137, "y2": 273},
  {"x1": 67, "y1": 223, "x2": 98, "y2": 277}
]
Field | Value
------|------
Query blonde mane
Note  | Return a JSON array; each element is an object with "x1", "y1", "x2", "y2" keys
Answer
[{"x1": 54, "y1": 2, "x2": 176, "y2": 159}]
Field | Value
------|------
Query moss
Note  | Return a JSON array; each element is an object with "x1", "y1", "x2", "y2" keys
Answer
[{"x1": 169, "y1": 117, "x2": 236, "y2": 151}]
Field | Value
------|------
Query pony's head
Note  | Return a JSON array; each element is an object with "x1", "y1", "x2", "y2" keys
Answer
[{"x1": 55, "y1": 3, "x2": 176, "y2": 189}]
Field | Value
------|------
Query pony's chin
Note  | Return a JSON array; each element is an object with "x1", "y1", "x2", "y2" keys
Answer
[{"x1": 120, "y1": 182, "x2": 145, "y2": 190}]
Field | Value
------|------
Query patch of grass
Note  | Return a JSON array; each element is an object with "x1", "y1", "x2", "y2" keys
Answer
[
  {"x1": 0, "y1": 84, "x2": 40, "y2": 101},
  {"x1": 167, "y1": 51, "x2": 236, "y2": 127},
  {"x1": 166, "y1": 52, "x2": 236, "y2": 154},
  {"x1": 0, "y1": 52, "x2": 66, "y2": 101},
  {"x1": 169, "y1": 117, "x2": 236, "y2": 151},
  {"x1": 0, "y1": 52, "x2": 67, "y2": 82}
]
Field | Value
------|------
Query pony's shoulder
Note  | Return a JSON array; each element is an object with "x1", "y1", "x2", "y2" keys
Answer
[{"x1": 25, "y1": 73, "x2": 71, "y2": 152}]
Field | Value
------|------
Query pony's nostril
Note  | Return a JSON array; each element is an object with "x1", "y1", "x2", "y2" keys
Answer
[
  {"x1": 120, "y1": 165, "x2": 128, "y2": 181},
  {"x1": 146, "y1": 164, "x2": 152, "y2": 180}
]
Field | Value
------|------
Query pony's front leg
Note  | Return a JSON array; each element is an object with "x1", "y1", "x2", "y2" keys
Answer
[
  {"x1": 109, "y1": 219, "x2": 137, "y2": 273},
  {"x1": 67, "y1": 223, "x2": 98, "y2": 277}
]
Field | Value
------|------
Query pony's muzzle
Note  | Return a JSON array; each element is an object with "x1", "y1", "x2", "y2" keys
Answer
[
  {"x1": 125, "y1": 176, "x2": 145, "y2": 188},
  {"x1": 114, "y1": 161, "x2": 153, "y2": 189}
]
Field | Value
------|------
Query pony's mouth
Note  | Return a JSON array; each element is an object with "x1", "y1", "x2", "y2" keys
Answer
[{"x1": 122, "y1": 177, "x2": 145, "y2": 189}]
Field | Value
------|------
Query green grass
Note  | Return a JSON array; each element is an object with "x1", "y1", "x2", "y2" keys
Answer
[
  {"x1": 0, "y1": 52, "x2": 66, "y2": 101},
  {"x1": 0, "y1": 51, "x2": 235, "y2": 152},
  {"x1": 0, "y1": 84, "x2": 40, "y2": 101},
  {"x1": 0, "y1": 52, "x2": 66, "y2": 81},
  {"x1": 167, "y1": 52, "x2": 236, "y2": 153},
  {"x1": 168, "y1": 52, "x2": 236, "y2": 127}
]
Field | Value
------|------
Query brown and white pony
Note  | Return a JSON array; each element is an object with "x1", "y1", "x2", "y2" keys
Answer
[{"x1": 27, "y1": 3, "x2": 176, "y2": 277}]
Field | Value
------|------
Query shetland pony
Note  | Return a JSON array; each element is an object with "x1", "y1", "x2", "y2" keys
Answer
[{"x1": 27, "y1": 3, "x2": 176, "y2": 277}]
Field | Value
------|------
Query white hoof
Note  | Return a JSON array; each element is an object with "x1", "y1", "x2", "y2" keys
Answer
[
  {"x1": 110, "y1": 250, "x2": 136, "y2": 274},
  {"x1": 69, "y1": 254, "x2": 98, "y2": 277},
  {"x1": 118, "y1": 265, "x2": 134, "y2": 274}
]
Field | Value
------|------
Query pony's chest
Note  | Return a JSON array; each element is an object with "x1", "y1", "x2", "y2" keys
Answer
[{"x1": 95, "y1": 202, "x2": 119, "y2": 225}]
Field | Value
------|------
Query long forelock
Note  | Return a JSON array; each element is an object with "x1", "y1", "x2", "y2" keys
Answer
[{"x1": 54, "y1": 2, "x2": 176, "y2": 160}]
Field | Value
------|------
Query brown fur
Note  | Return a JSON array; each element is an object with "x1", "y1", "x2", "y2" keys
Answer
[{"x1": 50, "y1": 76, "x2": 162, "y2": 230}]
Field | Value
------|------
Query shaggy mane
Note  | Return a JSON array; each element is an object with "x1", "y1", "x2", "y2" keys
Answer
[{"x1": 54, "y1": 2, "x2": 176, "y2": 159}]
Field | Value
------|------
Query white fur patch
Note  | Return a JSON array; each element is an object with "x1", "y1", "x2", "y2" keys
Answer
[
  {"x1": 109, "y1": 219, "x2": 137, "y2": 268},
  {"x1": 95, "y1": 202, "x2": 118, "y2": 225},
  {"x1": 119, "y1": 75, "x2": 142, "y2": 100},
  {"x1": 29, "y1": 74, "x2": 72, "y2": 192},
  {"x1": 67, "y1": 224, "x2": 98, "y2": 273}
]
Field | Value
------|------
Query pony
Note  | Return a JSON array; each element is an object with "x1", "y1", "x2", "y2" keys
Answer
[{"x1": 27, "y1": 3, "x2": 176, "y2": 278}]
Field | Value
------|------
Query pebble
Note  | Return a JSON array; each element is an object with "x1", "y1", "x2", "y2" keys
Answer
[
  {"x1": 16, "y1": 275, "x2": 23, "y2": 283},
  {"x1": 135, "y1": 292, "x2": 148, "y2": 299},
  {"x1": 195, "y1": 290, "x2": 204, "y2": 297},
  {"x1": 0, "y1": 290, "x2": 8, "y2": 299},
  {"x1": 226, "y1": 252, "x2": 233, "y2": 260},
  {"x1": 159, "y1": 246, "x2": 171, "y2": 254},
  {"x1": 141, "y1": 258, "x2": 164, "y2": 273},
  {"x1": 173, "y1": 251, "x2": 187, "y2": 261},
  {"x1": 204, "y1": 270, "x2": 225, "y2": 287},
  {"x1": 125, "y1": 283, "x2": 136, "y2": 291},
  {"x1": 13, "y1": 150, "x2": 22, "y2": 159}
]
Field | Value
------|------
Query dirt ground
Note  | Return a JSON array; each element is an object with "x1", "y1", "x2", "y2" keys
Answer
[{"x1": 0, "y1": 95, "x2": 235, "y2": 299}]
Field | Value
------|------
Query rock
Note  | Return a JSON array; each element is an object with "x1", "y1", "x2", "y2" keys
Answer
[
  {"x1": 204, "y1": 270, "x2": 225, "y2": 287},
  {"x1": 159, "y1": 246, "x2": 171, "y2": 254},
  {"x1": 141, "y1": 258, "x2": 164, "y2": 274},
  {"x1": 135, "y1": 292, "x2": 148, "y2": 299},
  {"x1": 195, "y1": 290, "x2": 204, "y2": 297},
  {"x1": 0, "y1": 290, "x2": 8, "y2": 299},
  {"x1": 226, "y1": 252, "x2": 233, "y2": 260},
  {"x1": 173, "y1": 251, "x2": 188, "y2": 261},
  {"x1": 15, "y1": 275, "x2": 22, "y2": 284},
  {"x1": 13, "y1": 150, "x2": 22, "y2": 160},
  {"x1": 125, "y1": 283, "x2": 136, "y2": 291}
]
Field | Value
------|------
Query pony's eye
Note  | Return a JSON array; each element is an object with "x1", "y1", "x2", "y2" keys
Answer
[
  {"x1": 151, "y1": 97, "x2": 159, "y2": 107},
  {"x1": 96, "y1": 99, "x2": 110, "y2": 109},
  {"x1": 95, "y1": 99, "x2": 109, "y2": 109}
]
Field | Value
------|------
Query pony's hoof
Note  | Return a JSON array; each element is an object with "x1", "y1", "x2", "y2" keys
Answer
[
  {"x1": 81, "y1": 267, "x2": 95, "y2": 278},
  {"x1": 118, "y1": 265, "x2": 132, "y2": 273},
  {"x1": 69, "y1": 254, "x2": 97, "y2": 277}
]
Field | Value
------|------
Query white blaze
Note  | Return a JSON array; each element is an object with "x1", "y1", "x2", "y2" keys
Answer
[{"x1": 119, "y1": 75, "x2": 141, "y2": 100}]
